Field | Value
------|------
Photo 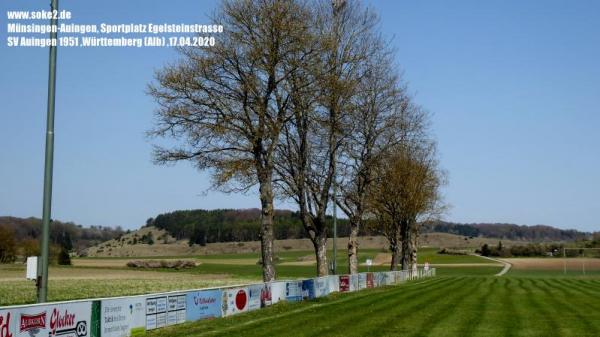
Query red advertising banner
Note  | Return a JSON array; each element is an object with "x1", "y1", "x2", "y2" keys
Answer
[{"x1": 339, "y1": 275, "x2": 350, "y2": 292}]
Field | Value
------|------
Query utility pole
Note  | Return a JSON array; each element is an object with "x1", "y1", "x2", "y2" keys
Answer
[
  {"x1": 329, "y1": 0, "x2": 345, "y2": 277},
  {"x1": 332, "y1": 178, "x2": 337, "y2": 275},
  {"x1": 38, "y1": 0, "x2": 59, "y2": 303}
]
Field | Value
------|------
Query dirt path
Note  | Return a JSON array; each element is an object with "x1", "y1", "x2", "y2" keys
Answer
[{"x1": 476, "y1": 255, "x2": 512, "y2": 276}]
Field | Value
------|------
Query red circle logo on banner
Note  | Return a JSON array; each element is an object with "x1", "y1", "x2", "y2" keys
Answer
[{"x1": 235, "y1": 290, "x2": 247, "y2": 310}]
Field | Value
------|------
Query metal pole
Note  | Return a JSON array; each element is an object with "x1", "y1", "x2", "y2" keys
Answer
[
  {"x1": 332, "y1": 178, "x2": 337, "y2": 275},
  {"x1": 563, "y1": 247, "x2": 566, "y2": 276},
  {"x1": 38, "y1": 0, "x2": 59, "y2": 303}
]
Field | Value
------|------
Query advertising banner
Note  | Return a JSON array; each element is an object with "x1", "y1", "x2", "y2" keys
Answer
[
  {"x1": 366, "y1": 272, "x2": 374, "y2": 288},
  {"x1": 185, "y1": 290, "x2": 222, "y2": 322},
  {"x1": 313, "y1": 277, "x2": 329, "y2": 298},
  {"x1": 301, "y1": 279, "x2": 315, "y2": 300},
  {"x1": 0, "y1": 309, "x2": 13, "y2": 337},
  {"x1": 358, "y1": 273, "x2": 367, "y2": 290},
  {"x1": 328, "y1": 275, "x2": 339, "y2": 293},
  {"x1": 146, "y1": 293, "x2": 186, "y2": 330},
  {"x1": 101, "y1": 296, "x2": 145, "y2": 337},
  {"x1": 387, "y1": 272, "x2": 396, "y2": 284},
  {"x1": 285, "y1": 281, "x2": 303, "y2": 302},
  {"x1": 350, "y1": 274, "x2": 359, "y2": 292},
  {"x1": 0, "y1": 301, "x2": 94, "y2": 337},
  {"x1": 221, "y1": 287, "x2": 249, "y2": 316},
  {"x1": 270, "y1": 282, "x2": 286, "y2": 304},
  {"x1": 339, "y1": 275, "x2": 350, "y2": 292},
  {"x1": 246, "y1": 284, "x2": 263, "y2": 312},
  {"x1": 375, "y1": 272, "x2": 385, "y2": 287},
  {"x1": 259, "y1": 283, "x2": 272, "y2": 307}
]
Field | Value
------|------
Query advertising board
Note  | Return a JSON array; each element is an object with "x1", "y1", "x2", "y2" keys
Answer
[
  {"x1": 350, "y1": 274, "x2": 359, "y2": 291},
  {"x1": 0, "y1": 301, "x2": 94, "y2": 337},
  {"x1": 313, "y1": 277, "x2": 329, "y2": 298},
  {"x1": 366, "y1": 272, "x2": 374, "y2": 288},
  {"x1": 285, "y1": 281, "x2": 303, "y2": 302},
  {"x1": 221, "y1": 287, "x2": 249, "y2": 316},
  {"x1": 270, "y1": 282, "x2": 286, "y2": 304},
  {"x1": 328, "y1": 275, "x2": 339, "y2": 293},
  {"x1": 247, "y1": 284, "x2": 263, "y2": 311},
  {"x1": 358, "y1": 273, "x2": 367, "y2": 290},
  {"x1": 185, "y1": 290, "x2": 222, "y2": 321},
  {"x1": 259, "y1": 283, "x2": 272, "y2": 307},
  {"x1": 301, "y1": 279, "x2": 315, "y2": 300},
  {"x1": 339, "y1": 275, "x2": 350, "y2": 292},
  {"x1": 101, "y1": 296, "x2": 145, "y2": 337},
  {"x1": 145, "y1": 293, "x2": 186, "y2": 330}
]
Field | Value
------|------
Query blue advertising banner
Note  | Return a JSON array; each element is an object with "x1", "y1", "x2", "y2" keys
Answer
[{"x1": 185, "y1": 290, "x2": 222, "y2": 321}]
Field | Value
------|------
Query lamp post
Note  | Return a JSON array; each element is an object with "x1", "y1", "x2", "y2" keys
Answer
[
  {"x1": 332, "y1": 177, "x2": 337, "y2": 275},
  {"x1": 38, "y1": 0, "x2": 59, "y2": 303}
]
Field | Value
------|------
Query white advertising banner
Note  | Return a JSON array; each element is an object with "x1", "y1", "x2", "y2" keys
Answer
[
  {"x1": 246, "y1": 284, "x2": 263, "y2": 312},
  {"x1": 145, "y1": 293, "x2": 186, "y2": 330},
  {"x1": 270, "y1": 282, "x2": 286, "y2": 304},
  {"x1": 358, "y1": 273, "x2": 367, "y2": 290},
  {"x1": 327, "y1": 275, "x2": 339, "y2": 293},
  {"x1": 101, "y1": 296, "x2": 145, "y2": 337},
  {"x1": 313, "y1": 277, "x2": 329, "y2": 298},
  {"x1": 350, "y1": 274, "x2": 359, "y2": 292},
  {"x1": 0, "y1": 301, "x2": 94, "y2": 337},
  {"x1": 285, "y1": 281, "x2": 303, "y2": 302},
  {"x1": 221, "y1": 287, "x2": 249, "y2": 316}
]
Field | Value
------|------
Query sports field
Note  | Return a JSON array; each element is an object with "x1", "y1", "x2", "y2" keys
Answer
[
  {"x1": 3, "y1": 249, "x2": 599, "y2": 337},
  {"x1": 149, "y1": 269, "x2": 600, "y2": 337}
]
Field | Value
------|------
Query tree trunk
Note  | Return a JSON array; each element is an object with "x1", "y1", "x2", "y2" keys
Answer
[
  {"x1": 400, "y1": 219, "x2": 411, "y2": 271},
  {"x1": 347, "y1": 218, "x2": 359, "y2": 274},
  {"x1": 258, "y1": 177, "x2": 276, "y2": 282},
  {"x1": 390, "y1": 242, "x2": 400, "y2": 271},
  {"x1": 313, "y1": 233, "x2": 329, "y2": 276},
  {"x1": 409, "y1": 225, "x2": 419, "y2": 271}
]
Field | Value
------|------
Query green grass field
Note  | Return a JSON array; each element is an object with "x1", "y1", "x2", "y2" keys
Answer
[
  {"x1": 3, "y1": 249, "x2": 600, "y2": 337},
  {"x1": 150, "y1": 269, "x2": 600, "y2": 337}
]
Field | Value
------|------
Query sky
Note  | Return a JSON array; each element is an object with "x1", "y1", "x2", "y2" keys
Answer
[{"x1": 0, "y1": 0, "x2": 598, "y2": 231}]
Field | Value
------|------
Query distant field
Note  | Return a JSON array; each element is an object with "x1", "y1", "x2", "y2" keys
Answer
[
  {"x1": 0, "y1": 264, "x2": 252, "y2": 306},
  {"x1": 0, "y1": 248, "x2": 495, "y2": 306},
  {"x1": 150, "y1": 271, "x2": 600, "y2": 337}
]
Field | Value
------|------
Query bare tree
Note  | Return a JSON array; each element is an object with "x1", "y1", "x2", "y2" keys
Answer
[
  {"x1": 335, "y1": 41, "x2": 429, "y2": 274},
  {"x1": 148, "y1": 0, "x2": 314, "y2": 281},
  {"x1": 367, "y1": 141, "x2": 444, "y2": 271},
  {"x1": 275, "y1": 0, "x2": 378, "y2": 276}
]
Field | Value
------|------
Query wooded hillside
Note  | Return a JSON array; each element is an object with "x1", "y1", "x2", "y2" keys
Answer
[
  {"x1": 425, "y1": 221, "x2": 590, "y2": 242},
  {"x1": 147, "y1": 209, "x2": 590, "y2": 245},
  {"x1": 0, "y1": 216, "x2": 125, "y2": 256}
]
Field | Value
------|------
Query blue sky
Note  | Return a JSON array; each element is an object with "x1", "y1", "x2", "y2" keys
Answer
[{"x1": 0, "y1": 0, "x2": 598, "y2": 231}]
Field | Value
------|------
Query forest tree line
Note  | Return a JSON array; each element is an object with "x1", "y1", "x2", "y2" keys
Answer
[
  {"x1": 0, "y1": 216, "x2": 125, "y2": 263},
  {"x1": 148, "y1": 210, "x2": 591, "y2": 247}
]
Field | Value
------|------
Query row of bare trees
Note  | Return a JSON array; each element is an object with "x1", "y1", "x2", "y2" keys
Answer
[{"x1": 149, "y1": 0, "x2": 444, "y2": 281}]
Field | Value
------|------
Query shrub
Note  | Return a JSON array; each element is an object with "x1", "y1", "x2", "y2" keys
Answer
[
  {"x1": 57, "y1": 248, "x2": 71, "y2": 265},
  {"x1": 126, "y1": 260, "x2": 196, "y2": 269}
]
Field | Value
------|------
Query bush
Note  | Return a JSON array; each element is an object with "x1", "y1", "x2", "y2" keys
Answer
[
  {"x1": 58, "y1": 248, "x2": 71, "y2": 265},
  {"x1": 126, "y1": 260, "x2": 196, "y2": 269}
]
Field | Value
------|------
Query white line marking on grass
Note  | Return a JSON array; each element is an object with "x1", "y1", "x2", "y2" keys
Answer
[{"x1": 189, "y1": 278, "x2": 443, "y2": 336}]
